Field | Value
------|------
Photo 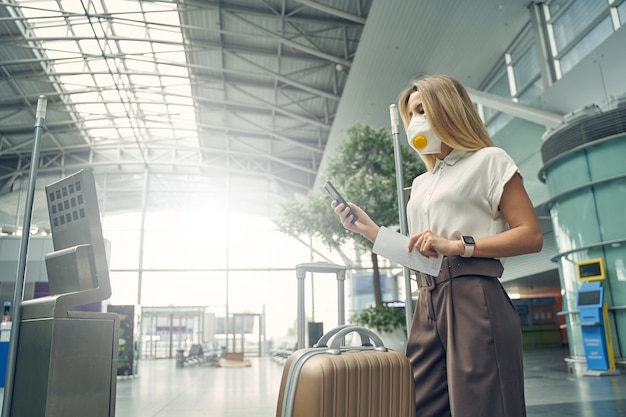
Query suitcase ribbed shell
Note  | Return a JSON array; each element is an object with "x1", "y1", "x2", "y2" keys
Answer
[{"x1": 277, "y1": 347, "x2": 415, "y2": 417}]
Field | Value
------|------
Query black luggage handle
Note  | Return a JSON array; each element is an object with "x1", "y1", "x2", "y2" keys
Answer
[{"x1": 314, "y1": 325, "x2": 387, "y2": 353}]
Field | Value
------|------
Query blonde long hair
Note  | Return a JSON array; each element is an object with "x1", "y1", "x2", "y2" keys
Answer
[{"x1": 398, "y1": 75, "x2": 493, "y2": 171}]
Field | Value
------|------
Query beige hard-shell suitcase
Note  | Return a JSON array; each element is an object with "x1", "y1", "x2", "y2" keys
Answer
[{"x1": 276, "y1": 325, "x2": 415, "y2": 417}]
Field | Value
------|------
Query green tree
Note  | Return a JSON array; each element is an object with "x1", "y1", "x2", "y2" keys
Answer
[{"x1": 275, "y1": 123, "x2": 425, "y2": 306}]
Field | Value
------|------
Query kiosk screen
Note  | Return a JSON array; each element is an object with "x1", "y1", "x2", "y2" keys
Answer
[
  {"x1": 579, "y1": 262, "x2": 602, "y2": 279},
  {"x1": 578, "y1": 290, "x2": 601, "y2": 306}
]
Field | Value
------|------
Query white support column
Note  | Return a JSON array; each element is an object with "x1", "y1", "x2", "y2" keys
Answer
[{"x1": 529, "y1": 2, "x2": 558, "y2": 88}]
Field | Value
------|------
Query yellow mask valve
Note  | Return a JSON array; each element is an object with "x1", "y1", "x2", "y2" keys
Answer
[{"x1": 413, "y1": 135, "x2": 428, "y2": 150}]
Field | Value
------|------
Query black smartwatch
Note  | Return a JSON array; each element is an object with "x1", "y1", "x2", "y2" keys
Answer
[{"x1": 461, "y1": 235, "x2": 475, "y2": 258}]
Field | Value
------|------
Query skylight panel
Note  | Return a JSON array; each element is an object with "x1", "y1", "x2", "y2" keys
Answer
[
  {"x1": 147, "y1": 27, "x2": 182, "y2": 43},
  {"x1": 156, "y1": 64, "x2": 189, "y2": 78},
  {"x1": 117, "y1": 39, "x2": 152, "y2": 55},
  {"x1": 75, "y1": 102, "x2": 108, "y2": 118},
  {"x1": 59, "y1": 74, "x2": 97, "y2": 92},
  {"x1": 103, "y1": 102, "x2": 128, "y2": 116},
  {"x1": 92, "y1": 73, "x2": 116, "y2": 88},
  {"x1": 19, "y1": 1, "x2": 60, "y2": 18},
  {"x1": 128, "y1": 74, "x2": 161, "y2": 87},
  {"x1": 16, "y1": 0, "x2": 198, "y2": 149}
]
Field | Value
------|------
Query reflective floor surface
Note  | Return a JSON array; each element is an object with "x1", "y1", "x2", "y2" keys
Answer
[
  {"x1": 523, "y1": 348, "x2": 626, "y2": 417},
  {"x1": 1, "y1": 347, "x2": 625, "y2": 416}
]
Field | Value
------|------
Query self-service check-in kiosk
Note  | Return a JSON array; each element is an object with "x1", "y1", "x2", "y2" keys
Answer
[
  {"x1": 576, "y1": 258, "x2": 619, "y2": 376},
  {"x1": 10, "y1": 170, "x2": 119, "y2": 416}
]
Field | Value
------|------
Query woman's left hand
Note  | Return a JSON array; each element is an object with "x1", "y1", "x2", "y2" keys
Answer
[{"x1": 407, "y1": 230, "x2": 461, "y2": 258}]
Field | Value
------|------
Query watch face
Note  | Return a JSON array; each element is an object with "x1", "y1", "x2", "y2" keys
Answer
[{"x1": 463, "y1": 236, "x2": 475, "y2": 245}]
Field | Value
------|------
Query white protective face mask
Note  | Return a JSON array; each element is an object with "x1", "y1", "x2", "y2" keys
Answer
[{"x1": 405, "y1": 117, "x2": 443, "y2": 154}]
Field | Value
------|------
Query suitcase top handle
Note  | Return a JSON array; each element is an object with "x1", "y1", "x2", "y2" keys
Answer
[{"x1": 315, "y1": 325, "x2": 388, "y2": 354}]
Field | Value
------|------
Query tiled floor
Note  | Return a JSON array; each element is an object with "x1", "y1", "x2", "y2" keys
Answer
[
  {"x1": 114, "y1": 346, "x2": 626, "y2": 417},
  {"x1": 115, "y1": 355, "x2": 282, "y2": 417},
  {"x1": 523, "y1": 348, "x2": 626, "y2": 417},
  {"x1": 2, "y1": 347, "x2": 626, "y2": 416}
]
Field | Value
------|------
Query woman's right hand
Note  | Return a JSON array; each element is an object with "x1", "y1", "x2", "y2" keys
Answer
[{"x1": 331, "y1": 201, "x2": 379, "y2": 242}]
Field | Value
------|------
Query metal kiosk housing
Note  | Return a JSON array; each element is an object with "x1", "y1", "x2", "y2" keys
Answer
[{"x1": 11, "y1": 170, "x2": 119, "y2": 417}]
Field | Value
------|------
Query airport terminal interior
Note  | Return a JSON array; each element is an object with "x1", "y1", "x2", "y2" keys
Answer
[{"x1": 1, "y1": 0, "x2": 626, "y2": 416}]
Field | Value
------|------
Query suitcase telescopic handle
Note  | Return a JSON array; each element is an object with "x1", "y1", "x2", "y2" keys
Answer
[{"x1": 315, "y1": 325, "x2": 388, "y2": 354}]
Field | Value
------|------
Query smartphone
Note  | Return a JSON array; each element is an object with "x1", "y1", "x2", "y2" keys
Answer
[{"x1": 323, "y1": 181, "x2": 358, "y2": 223}]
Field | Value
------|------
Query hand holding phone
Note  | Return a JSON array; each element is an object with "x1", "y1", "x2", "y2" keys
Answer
[{"x1": 323, "y1": 181, "x2": 358, "y2": 224}]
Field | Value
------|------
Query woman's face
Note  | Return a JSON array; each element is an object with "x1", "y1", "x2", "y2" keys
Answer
[
  {"x1": 407, "y1": 90, "x2": 426, "y2": 121},
  {"x1": 404, "y1": 89, "x2": 445, "y2": 156}
]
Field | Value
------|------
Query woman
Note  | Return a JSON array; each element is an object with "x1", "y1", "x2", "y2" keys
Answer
[{"x1": 332, "y1": 75, "x2": 543, "y2": 417}]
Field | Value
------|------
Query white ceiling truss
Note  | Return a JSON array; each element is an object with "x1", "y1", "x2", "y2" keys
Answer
[{"x1": 0, "y1": 0, "x2": 372, "y2": 217}]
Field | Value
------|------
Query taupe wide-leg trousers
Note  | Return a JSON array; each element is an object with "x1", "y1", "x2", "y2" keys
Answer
[{"x1": 406, "y1": 256, "x2": 526, "y2": 417}]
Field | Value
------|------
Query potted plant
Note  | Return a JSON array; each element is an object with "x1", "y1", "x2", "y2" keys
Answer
[{"x1": 350, "y1": 304, "x2": 408, "y2": 353}]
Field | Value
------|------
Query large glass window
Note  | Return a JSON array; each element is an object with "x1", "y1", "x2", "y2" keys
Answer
[
  {"x1": 509, "y1": 27, "x2": 540, "y2": 94},
  {"x1": 549, "y1": 0, "x2": 607, "y2": 50},
  {"x1": 483, "y1": 73, "x2": 514, "y2": 136},
  {"x1": 546, "y1": 0, "x2": 613, "y2": 78},
  {"x1": 513, "y1": 45, "x2": 540, "y2": 93},
  {"x1": 108, "y1": 271, "x2": 139, "y2": 305},
  {"x1": 103, "y1": 213, "x2": 142, "y2": 270},
  {"x1": 559, "y1": 16, "x2": 613, "y2": 73},
  {"x1": 481, "y1": 0, "x2": 624, "y2": 134},
  {"x1": 518, "y1": 79, "x2": 544, "y2": 106},
  {"x1": 141, "y1": 271, "x2": 227, "y2": 306},
  {"x1": 483, "y1": 74, "x2": 511, "y2": 123},
  {"x1": 480, "y1": 23, "x2": 544, "y2": 135},
  {"x1": 97, "y1": 167, "x2": 359, "y2": 341},
  {"x1": 619, "y1": 1, "x2": 626, "y2": 25}
]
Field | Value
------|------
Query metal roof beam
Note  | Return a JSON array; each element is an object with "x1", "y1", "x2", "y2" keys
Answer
[
  {"x1": 172, "y1": 0, "x2": 365, "y2": 27},
  {"x1": 1, "y1": 48, "x2": 341, "y2": 102},
  {"x1": 194, "y1": 95, "x2": 331, "y2": 129},
  {"x1": 0, "y1": 142, "x2": 318, "y2": 175},
  {"x1": 0, "y1": 145, "x2": 316, "y2": 190},
  {"x1": 292, "y1": 0, "x2": 366, "y2": 24},
  {"x1": 224, "y1": 10, "x2": 353, "y2": 68}
]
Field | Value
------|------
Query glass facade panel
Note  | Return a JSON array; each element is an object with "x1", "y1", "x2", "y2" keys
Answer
[
  {"x1": 227, "y1": 215, "x2": 274, "y2": 269},
  {"x1": 550, "y1": 0, "x2": 607, "y2": 50},
  {"x1": 141, "y1": 208, "x2": 229, "y2": 269},
  {"x1": 489, "y1": 73, "x2": 511, "y2": 97},
  {"x1": 513, "y1": 45, "x2": 540, "y2": 89},
  {"x1": 268, "y1": 229, "x2": 313, "y2": 268},
  {"x1": 547, "y1": 0, "x2": 571, "y2": 16},
  {"x1": 109, "y1": 271, "x2": 139, "y2": 305},
  {"x1": 141, "y1": 271, "x2": 227, "y2": 307},
  {"x1": 509, "y1": 26, "x2": 535, "y2": 60},
  {"x1": 484, "y1": 74, "x2": 511, "y2": 123},
  {"x1": 142, "y1": 227, "x2": 228, "y2": 269},
  {"x1": 486, "y1": 112, "x2": 513, "y2": 137},
  {"x1": 560, "y1": 17, "x2": 613, "y2": 74},
  {"x1": 619, "y1": 1, "x2": 626, "y2": 25},
  {"x1": 518, "y1": 79, "x2": 543, "y2": 105},
  {"x1": 104, "y1": 229, "x2": 141, "y2": 269},
  {"x1": 228, "y1": 230, "x2": 271, "y2": 268},
  {"x1": 228, "y1": 270, "x2": 297, "y2": 340}
]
